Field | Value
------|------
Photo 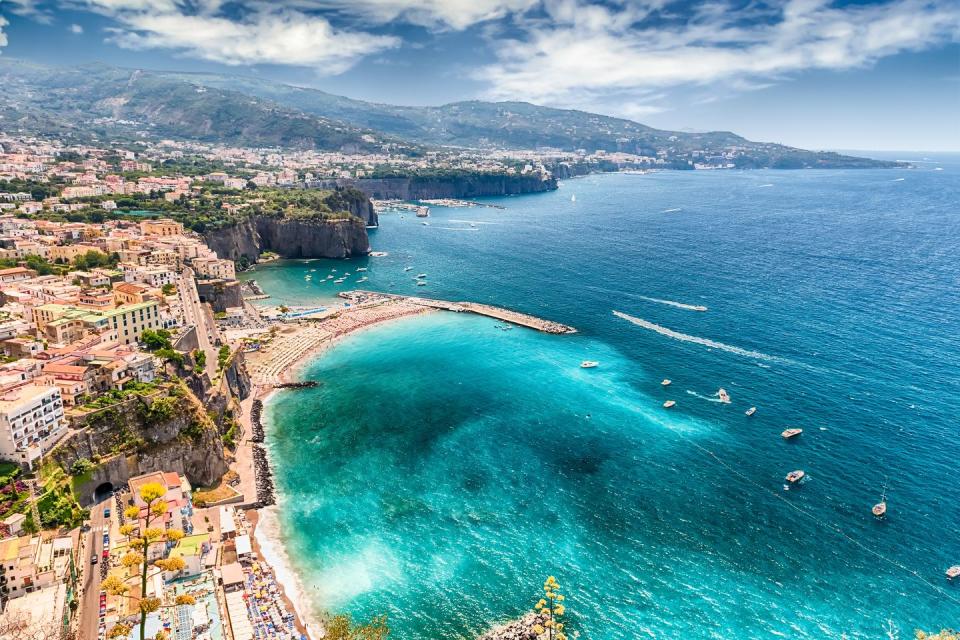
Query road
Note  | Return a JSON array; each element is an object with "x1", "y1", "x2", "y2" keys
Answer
[
  {"x1": 177, "y1": 268, "x2": 220, "y2": 370},
  {"x1": 79, "y1": 500, "x2": 108, "y2": 640}
]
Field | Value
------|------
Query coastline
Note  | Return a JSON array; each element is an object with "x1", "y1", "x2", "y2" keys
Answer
[{"x1": 232, "y1": 300, "x2": 436, "y2": 639}]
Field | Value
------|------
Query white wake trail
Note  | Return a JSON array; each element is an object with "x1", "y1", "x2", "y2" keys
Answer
[
  {"x1": 612, "y1": 310, "x2": 789, "y2": 363},
  {"x1": 636, "y1": 295, "x2": 707, "y2": 312}
]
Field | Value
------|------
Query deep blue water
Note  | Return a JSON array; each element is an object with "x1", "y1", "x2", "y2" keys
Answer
[{"x1": 259, "y1": 157, "x2": 960, "y2": 639}]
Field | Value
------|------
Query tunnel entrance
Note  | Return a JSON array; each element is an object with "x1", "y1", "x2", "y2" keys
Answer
[{"x1": 93, "y1": 482, "x2": 114, "y2": 503}]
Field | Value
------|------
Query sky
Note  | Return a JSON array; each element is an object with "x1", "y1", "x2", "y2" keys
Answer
[{"x1": 0, "y1": 0, "x2": 958, "y2": 151}]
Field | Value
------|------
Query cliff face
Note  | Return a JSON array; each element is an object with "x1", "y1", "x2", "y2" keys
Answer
[
  {"x1": 333, "y1": 174, "x2": 558, "y2": 199},
  {"x1": 255, "y1": 216, "x2": 369, "y2": 259},
  {"x1": 205, "y1": 214, "x2": 370, "y2": 262},
  {"x1": 52, "y1": 388, "x2": 228, "y2": 505}
]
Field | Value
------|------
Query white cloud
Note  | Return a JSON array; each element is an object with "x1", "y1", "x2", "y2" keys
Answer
[
  {"x1": 476, "y1": 0, "x2": 960, "y2": 106},
  {"x1": 0, "y1": 15, "x2": 7, "y2": 49},
  {"x1": 4, "y1": 0, "x2": 54, "y2": 23},
  {"x1": 79, "y1": 1, "x2": 399, "y2": 72},
  {"x1": 69, "y1": 22, "x2": 83, "y2": 33}
]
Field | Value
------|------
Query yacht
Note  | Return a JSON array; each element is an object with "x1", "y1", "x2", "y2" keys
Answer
[
  {"x1": 785, "y1": 470, "x2": 805, "y2": 483},
  {"x1": 781, "y1": 428, "x2": 802, "y2": 439},
  {"x1": 717, "y1": 388, "x2": 731, "y2": 403},
  {"x1": 663, "y1": 400, "x2": 676, "y2": 408},
  {"x1": 745, "y1": 407, "x2": 757, "y2": 416},
  {"x1": 947, "y1": 566, "x2": 960, "y2": 580},
  {"x1": 661, "y1": 379, "x2": 672, "y2": 386},
  {"x1": 580, "y1": 361, "x2": 599, "y2": 368},
  {"x1": 872, "y1": 480, "x2": 888, "y2": 518}
]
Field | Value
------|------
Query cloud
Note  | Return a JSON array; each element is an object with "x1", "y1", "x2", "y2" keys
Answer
[
  {"x1": 78, "y1": 1, "x2": 399, "y2": 72},
  {"x1": 0, "y1": 16, "x2": 7, "y2": 49},
  {"x1": 69, "y1": 22, "x2": 83, "y2": 33},
  {"x1": 274, "y1": 0, "x2": 540, "y2": 30},
  {"x1": 476, "y1": 0, "x2": 960, "y2": 106},
  {"x1": 4, "y1": 0, "x2": 54, "y2": 23}
]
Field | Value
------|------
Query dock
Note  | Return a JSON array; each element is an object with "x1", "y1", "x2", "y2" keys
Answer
[{"x1": 340, "y1": 290, "x2": 576, "y2": 334}]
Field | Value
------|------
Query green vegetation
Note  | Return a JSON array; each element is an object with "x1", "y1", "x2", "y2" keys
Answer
[
  {"x1": 142, "y1": 395, "x2": 179, "y2": 424},
  {"x1": 161, "y1": 283, "x2": 176, "y2": 295},
  {"x1": 37, "y1": 487, "x2": 86, "y2": 529},
  {"x1": 81, "y1": 380, "x2": 162, "y2": 411},
  {"x1": 193, "y1": 349, "x2": 206, "y2": 372},
  {"x1": 217, "y1": 345, "x2": 231, "y2": 371},
  {"x1": 325, "y1": 614, "x2": 390, "y2": 640},
  {"x1": 141, "y1": 329, "x2": 173, "y2": 351}
]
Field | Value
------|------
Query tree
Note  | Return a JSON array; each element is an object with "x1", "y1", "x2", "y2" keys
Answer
[
  {"x1": 141, "y1": 329, "x2": 172, "y2": 352},
  {"x1": 325, "y1": 614, "x2": 389, "y2": 640},
  {"x1": 533, "y1": 576, "x2": 567, "y2": 640},
  {"x1": 161, "y1": 283, "x2": 176, "y2": 296},
  {"x1": 193, "y1": 349, "x2": 206, "y2": 372},
  {"x1": 102, "y1": 482, "x2": 194, "y2": 640}
]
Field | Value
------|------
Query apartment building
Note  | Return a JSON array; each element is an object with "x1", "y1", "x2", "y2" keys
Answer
[{"x1": 0, "y1": 383, "x2": 66, "y2": 470}]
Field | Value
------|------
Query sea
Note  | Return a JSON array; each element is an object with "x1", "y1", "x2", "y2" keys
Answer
[{"x1": 248, "y1": 154, "x2": 960, "y2": 639}]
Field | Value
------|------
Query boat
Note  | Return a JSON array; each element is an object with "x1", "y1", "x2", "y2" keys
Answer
[
  {"x1": 785, "y1": 470, "x2": 805, "y2": 483},
  {"x1": 947, "y1": 566, "x2": 960, "y2": 580},
  {"x1": 357, "y1": 277, "x2": 368, "y2": 282},
  {"x1": 422, "y1": 222, "x2": 429, "y2": 226},
  {"x1": 326, "y1": 275, "x2": 334, "y2": 279},
  {"x1": 745, "y1": 407, "x2": 756, "y2": 416},
  {"x1": 356, "y1": 267, "x2": 367, "y2": 272},
  {"x1": 717, "y1": 388, "x2": 731, "y2": 403},
  {"x1": 571, "y1": 194, "x2": 576, "y2": 202},
  {"x1": 663, "y1": 400, "x2": 676, "y2": 408},
  {"x1": 417, "y1": 281, "x2": 427, "y2": 286},
  {"x1": 872, "y1": 479, "x2": 888, "y2": 518},
  {"x1": 781, "y1": 428, "x2": 802, "y2": 439},
  {"x1": 415, "y1": 273, "x2": 427, "y2": 279},
  {"x1": 580, "y1": 361, "x2": 599, "y2": 368},
  {"x1": 661, "y1": 379, "x2": 672, "y2": 386},
  {"x1": 404, "y1": 266, "x2": 413, "y2": 271}
]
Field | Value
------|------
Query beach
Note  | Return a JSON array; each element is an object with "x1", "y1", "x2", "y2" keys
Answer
[{"x1": 228, "y1": 297, "x2": 435, "y2": 639}]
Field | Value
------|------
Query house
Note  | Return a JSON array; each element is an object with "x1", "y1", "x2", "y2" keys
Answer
[{"x1": 0, "y1": 383, "x2": 67, "y2": 470}]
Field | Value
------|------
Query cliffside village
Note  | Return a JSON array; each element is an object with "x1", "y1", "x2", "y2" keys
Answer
[{"x1": 0, "y1": 138, "x2": 317, "y2": 640}]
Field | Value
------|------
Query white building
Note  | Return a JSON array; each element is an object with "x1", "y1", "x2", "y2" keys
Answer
[{"x1": 0, "y1": 383, "x2": 67, "y2": 470}]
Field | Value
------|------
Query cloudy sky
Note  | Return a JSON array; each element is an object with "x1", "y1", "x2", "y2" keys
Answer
[{"x1": 1, "y1": 0, "x2": 958, "y2": 151}]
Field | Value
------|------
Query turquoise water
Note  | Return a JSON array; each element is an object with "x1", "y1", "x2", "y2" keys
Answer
[{"x1": 263, "y1": 158, "x2": 960, "y2": 638}]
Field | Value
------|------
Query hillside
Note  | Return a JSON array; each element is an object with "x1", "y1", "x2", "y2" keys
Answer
[
  {"x1": 0, "y1": 59, "x2": 405, "y2": 153},
  {"x1": 0, "y1": 59, "x2": 896, "y2": 168}
]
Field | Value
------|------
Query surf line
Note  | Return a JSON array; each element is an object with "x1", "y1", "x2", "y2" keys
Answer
[
  {"x1": 612, "y1": 310, "x2": 789, "y2": 364},
  {"x1": 636, "y1": 295, "x2": 707, "y2": 312}
]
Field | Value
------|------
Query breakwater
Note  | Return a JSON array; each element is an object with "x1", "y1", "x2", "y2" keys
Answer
[
  {"x1": 274, "y1": 381, "x2": 321, "y2": 389},
  {"x1": 339, "y1": 291, "x2": 576, "y2": 334},
  {"x1": 248, "y1": 398, "x2": 274, "y2": 507},
  {"x1": 250, "y1": 399, "x2": 265, "y2": 443}
]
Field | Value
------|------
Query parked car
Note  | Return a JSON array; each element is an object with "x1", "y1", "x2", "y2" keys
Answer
[
  {"x1": 90, "y1": 554, "x2": 98, "y2": 564},
  {"x1": 103, "y1": 508, "x2": 111, "y2": 517},
  {"x1": 102, "y1": 549, "x2": 109, "y2": 559}
]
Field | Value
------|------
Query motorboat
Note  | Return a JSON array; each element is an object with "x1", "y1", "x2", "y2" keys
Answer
[
  {"x1": 785, "y1": 470, "x2": 805, "y2": 483},
  {"x1": 745, "y1": 407, "x2": 757, "y2": 416},
  {"x1": 580, "y1": 361, "x2": 599, "y2": 368},
  {"x1": 781, "y1": 428, "x2": 802, "y2": 439},
  {"x1": 717, "y1": 388, "x2": 731, "y2": 403},
  {"x1": 661, "y1": 379, "x2": 672, "y2": 386},
  {"x1": 663, "y1": 400, "x2": 676, "y2": 408}
]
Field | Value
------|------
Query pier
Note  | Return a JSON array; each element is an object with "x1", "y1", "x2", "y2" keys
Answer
[{"x1": 340, "y1": 290, "x2": 576, "y2": 334}]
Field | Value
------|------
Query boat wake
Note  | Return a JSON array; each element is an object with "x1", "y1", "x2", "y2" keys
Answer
[
  {"x1": 612, "y1": 310, "x2": 789, "y2": 363},
  {"x1": 436, "y1": 227, "x2": 480, "y2": 231},
  {"x1": 758, "y1": 184, "x2": 774, "y2": 188},
  {"x1": 891, "y1": 177, "x2": 905, "y2": 182},
  {"x1": 686, "y1": 389, "x2": 724, "y2": 403},
  {"x1": 662, "y1": 208, "x2": 682, "y2": 213},
  {"x1": 637, "y1": 295, "x2": 707, "y2": 312},
  {"x1": 448, "y1": 219, "x2": 500, "y2": 225}
]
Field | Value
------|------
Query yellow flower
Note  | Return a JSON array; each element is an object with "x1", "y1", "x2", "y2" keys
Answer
[
  {"x1": 557, "y1": 595, "x2": 565, "y2": 601},
  {"x1": 533, "y1": 625, "x2": 545, "y2": 635}
]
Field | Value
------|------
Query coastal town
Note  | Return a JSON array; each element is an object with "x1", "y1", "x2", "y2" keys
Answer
[{"x1": 0, "y1": 133, "x2": 589, "y2": 640}]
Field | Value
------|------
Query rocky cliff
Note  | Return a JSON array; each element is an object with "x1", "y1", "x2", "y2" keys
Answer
[
  {"x1": 51, "y1": 384, "x2": 228, "y2": 505},
  {"x1": 329, "y1": 173, "x2": 558, "y2": 199},
  {"x1": 205, "y1": 214, "x2": 370, "y2": 262}
]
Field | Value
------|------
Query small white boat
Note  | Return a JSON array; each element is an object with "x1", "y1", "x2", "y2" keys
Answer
[
  {"x1": 661, "y1": 379, "x2": 672, "y2": 386},
  {"x1": 785, "y1": 470, "x2": 805, "y2": 483},
  {"x1": 663, "y1": 400, "x2": 676, "y2": 408},
  {"x1": 415, "y1": 273, "x2": 427, "y2": 279},
  {"x1": 422, "y1": 222, "x2": 429, "y2": 226},
  {"x1": 326, "y1": 275, "x2": 334, "y2": 279},
  {"x1": 781, "y1": 428, "x2": 802, "y2": 439},
  {"x1": 580, "y1": 361, "x2": 599, "y2": 369},
  {"x1": 357, "y1": 277, "x2": 368, "y2": 282},
  {"x1": 872, "y1": 501, "x2": 887, "y2": 518},
  {"x1": 571, "y1": 194, "x2": 576, "y2": 202},
  {"x1": 717, "y1": 388, "x2": 731, "y2": 403},
  {"x1": 947, "y1": 566, "x2": 960, "y2": 580},
  {"x1": 356, "y1": 267, "x2": 367, "y2": 272},
  {"x1": 334, "y1": 278, "x2": 345, "y2": 284},
  {"x1": 745, "y1": 407, "x2": 756, "y2": 416},
  {"x1": 404, "y1": 266, "x2": 413, "y2": 271},
  {"x1": 416, "y1": 281, "x2": 427, "y2": 286}
]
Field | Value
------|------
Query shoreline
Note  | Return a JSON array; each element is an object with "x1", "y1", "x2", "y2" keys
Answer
[{"x1": 232, "y1": 301, "x2": 436, "y2": 639}]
